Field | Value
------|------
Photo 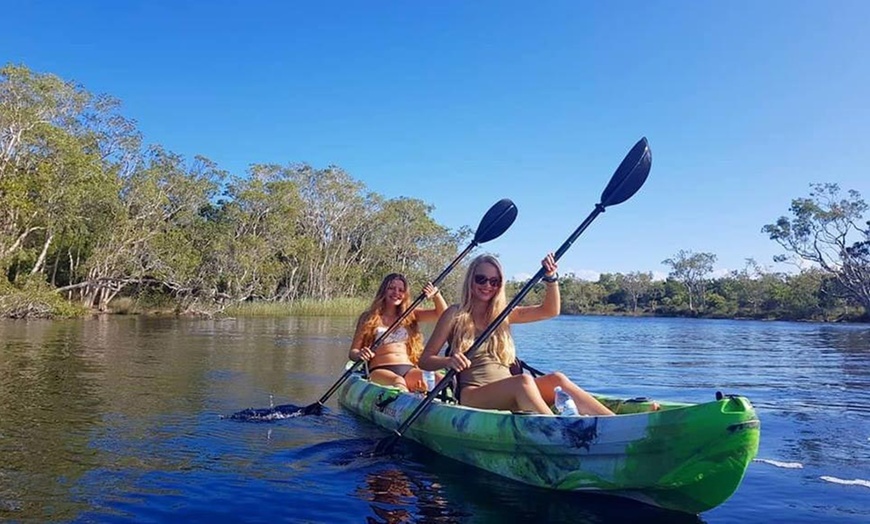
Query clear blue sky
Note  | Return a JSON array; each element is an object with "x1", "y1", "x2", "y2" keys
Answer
[{"x1": 4, "y1": 1, "x2": 869, "y2": 281}]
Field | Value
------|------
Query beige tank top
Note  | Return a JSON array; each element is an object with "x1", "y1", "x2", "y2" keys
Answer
[{"x1": 458, "y1": 346, "x2": 512, "y2": 388}]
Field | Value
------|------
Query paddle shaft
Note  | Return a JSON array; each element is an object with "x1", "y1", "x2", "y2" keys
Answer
[
  {"x1": 377, "y1": 137, "x2": 651, "y2": 451},
  {"x1": 379, "y1": 205, "x2": 609, "y2": 448},
  {"x1": 301, "y1": 198, "x2": 519, "y2": 416},
  {"x1": 310, "y1": 241, "x2": 478, "y2": 409}
]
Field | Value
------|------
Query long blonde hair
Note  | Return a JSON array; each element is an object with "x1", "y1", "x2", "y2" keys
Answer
[
  {"x1": 450, "y1": 255, "x2": 515, "y2": 366},
  {"x1": 359, "y1": 273, "x2": 424, "y2": 363}
]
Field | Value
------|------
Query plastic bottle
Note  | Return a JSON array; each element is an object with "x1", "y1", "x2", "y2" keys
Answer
[
  {"x1": 423, "y1": 370, "x2": 437, "y2": 392},
  {"x1": 553, "y1": 386, "x2": 579, "y2": 416}
]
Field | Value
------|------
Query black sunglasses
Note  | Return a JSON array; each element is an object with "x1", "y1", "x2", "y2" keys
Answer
[{"x1": 473, "y1": 274, "x2": 502, "y2": 287}]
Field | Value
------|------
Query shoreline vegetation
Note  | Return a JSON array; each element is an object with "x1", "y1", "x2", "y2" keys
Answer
[
  {"x1": 2, "y1": 64, "x2": 868, "y2": 324},
  {"x1": 1, "y1": 276, "x2": 866, "y2": 323}
]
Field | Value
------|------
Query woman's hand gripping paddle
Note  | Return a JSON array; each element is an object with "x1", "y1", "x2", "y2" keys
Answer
[
  {"x1": 225, "y1": 198, "x2": 518, "y2": 420},
  {"x1": 374, "y1": 137, "x2": 652, "y2": 454}
]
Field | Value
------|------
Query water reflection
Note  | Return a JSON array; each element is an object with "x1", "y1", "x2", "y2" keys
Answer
[
  {"x1": 360, "y1": 467, "x2": 466, "y2": 524},
  {"x1": 0, "y1": 321, "x2": 101, "y2": 522},
  {"x1": 2, "y1": 316, "x2": 869, "y2": 523},
  {"x1": 359, "y1": 444, "x2": 706, "y2": 524}
]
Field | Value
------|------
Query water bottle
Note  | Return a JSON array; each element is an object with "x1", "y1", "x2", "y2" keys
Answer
[
  {"x1": 423, "y1": 370, "x2": 436, "y2": 392},
  {"x1": 554, "y1": 386, "x2": 579, "y2": 416}
]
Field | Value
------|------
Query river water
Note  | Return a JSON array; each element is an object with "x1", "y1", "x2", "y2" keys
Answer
[{"x1": 0, "y1": 315, "x2": 867, "y2": 523}]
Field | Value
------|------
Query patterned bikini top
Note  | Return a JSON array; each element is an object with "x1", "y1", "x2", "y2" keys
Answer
[{"x1": 375, "y1": 325, "x2": 410, "y2": 345}]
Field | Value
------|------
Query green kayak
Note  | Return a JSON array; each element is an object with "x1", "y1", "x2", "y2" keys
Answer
[{"x1": 338, "y1": 373, "x2": 760, "y2": 514}]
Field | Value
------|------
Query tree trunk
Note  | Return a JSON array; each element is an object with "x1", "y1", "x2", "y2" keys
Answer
[{"x1": 30, "y1": 231, "x2": 54, "y2": 275}]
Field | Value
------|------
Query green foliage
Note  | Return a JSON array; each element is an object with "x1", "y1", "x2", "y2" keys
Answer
[
  {"x1": 1, "y1": 65, "x2": 465, "y2": 317},
  {"x1": 662, "y1": 250, "x2": 717, "y2": 312},
  {"x1": 1, "y1": 63, "x2": 138, "y2": 288},
  {"x1": 0, "y1": 275, "x2": 88, "y2": 318},
  {"x1": 2, "y1": 64, "x2": 867, "y2": 323},
  {"x1": 537, "y1": 262, "x2": 865, "y2": 322},
  {"x1": 763, "y1": 183, "x2": 870, "y2": 313}
]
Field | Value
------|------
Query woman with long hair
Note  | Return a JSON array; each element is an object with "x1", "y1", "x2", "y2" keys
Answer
[
  {"x1": 349, "y1": 273, "x2": 447, "y2": 392},
  {"x1": 418, "y1": 254, "x2": 613, "y2": 415}
]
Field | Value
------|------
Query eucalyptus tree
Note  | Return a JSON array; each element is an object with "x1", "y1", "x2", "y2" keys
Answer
[
  {"x1": 288, "y1": 164, "x2": 381, "y2": 299},
  {"x1": 0, "y1": 64, "x2": 137, "y2": 282},
  {"x1": 208, "y1": 163, "x2": 306, "y2": 302},
  {"x1": 620, "y1": 271, "x2": 654, "y2": 313},
  {"x1": 73, "y1": 147, "x2": 223, "y2": 310},
  {"x1": 780, "y1": 269, "x2": 825, "y2": 319},
  {"x1": 727, "y1": 258, "x2": 784, "y2": 317},
  {"x1": 662, "y1": 250, "x2": 717, "y2": 312},
  {"x1": 557, "y1": 274, "x2": 607, "y2": 314},
  {"x1": 363, "y1": 196, "x2": 465, "y2": 294},
  {"x1": 763, "y1": 183, "x2": 869, "y2": 316}
]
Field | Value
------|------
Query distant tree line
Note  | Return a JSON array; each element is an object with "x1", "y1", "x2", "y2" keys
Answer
[
  {"x1": 519, "y1": 259, "x2": 865, "y2": 322},
  {"x1": 2, "y1": 64, "x2": 868, "y2": 321},
  {"x1": 521, "y1": 182, "x2": 870, "y2": 322}
]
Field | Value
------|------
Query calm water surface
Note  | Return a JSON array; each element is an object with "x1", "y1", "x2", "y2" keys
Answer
[{"x1": 0, "y1": 315, "x2": 868, "y2": 523}]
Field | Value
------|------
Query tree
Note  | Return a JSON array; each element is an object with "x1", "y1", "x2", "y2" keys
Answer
[
  {"x1": 763, "y1": 183, "x2": 869, "y2": 316},
  {"x1": 285, "y1": 164, "x2": 373, "y2": 299},
  {"x1": 662, "y1": 250, "x2": 717, "y2": 312},
  {"x1": 208, "y1": 163, "x2": 305, "y2": 302},
  {"x1": 557, "y1": 275, "x2": 607, "y2": 314},
  {"x1": 729, "y1": 258, "x2": 771, "y2": 316},
  {"x1": 620, "y1": 271, "x2": 653, "y2": 313},
  {"x1": 781, "y1": 269, "x2": 825, "y2": 320},
  {"x1": 0, "y1": 64, "x2": 138, "y2": 281},
  {"x1": 365, "y1": 197, "x2": 463, "y2": 294},
  {"x1": 72, "y1": 147, "x2": 223, "y2": 310}
]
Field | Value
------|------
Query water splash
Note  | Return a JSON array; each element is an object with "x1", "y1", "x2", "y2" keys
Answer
[
  {"x1": 222, "y1": 403, "x2": 307, "y2": 421},
  {"x1": 819, "y1": 476, "x2": 870, "y2": 488},
  {"x1": 753, "y1": 458, "x2": 803, "y2": 469}
]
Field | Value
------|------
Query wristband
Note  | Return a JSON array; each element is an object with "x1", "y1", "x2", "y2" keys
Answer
[{"x1": 542, "y1": 273, "x2": 559, "y2": 283}]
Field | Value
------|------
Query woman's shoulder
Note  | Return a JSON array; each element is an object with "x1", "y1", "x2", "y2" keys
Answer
[{"x1": 443, "y1": 303, "x2": 462, "y2": 317}]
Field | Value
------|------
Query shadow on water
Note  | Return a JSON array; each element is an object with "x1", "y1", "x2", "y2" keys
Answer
[
  {"x1": 403, "y1": 441, "x2": 705, "y2": 524},
  {"x1": 287, "y1": 436, "x2": 705, "y2": 524}
]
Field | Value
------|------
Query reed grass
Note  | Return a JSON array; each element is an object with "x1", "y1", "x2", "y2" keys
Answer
[{"x1": 223, "y1": 297, "x2": 369, "y2": 317}]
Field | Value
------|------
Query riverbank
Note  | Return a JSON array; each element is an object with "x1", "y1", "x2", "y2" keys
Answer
[{"x1": 2, "y1": 284, "x2": 867, "y2": 323}]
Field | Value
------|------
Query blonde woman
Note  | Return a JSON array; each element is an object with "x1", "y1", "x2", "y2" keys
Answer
[
  {"x1": 418, "y1": 254, "x2": 613, "y2": 415},
  {"x1": 349, "y1": 273, "x2": 447, "y2": 392}
]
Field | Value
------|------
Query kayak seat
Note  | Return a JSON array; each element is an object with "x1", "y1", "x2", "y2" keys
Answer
[
  {"x1": 435, "y1": 371, "x2": 459, "y2": 404},
  {"x1": 510, "y1": 358, "x2": 545, "y2": 378}
]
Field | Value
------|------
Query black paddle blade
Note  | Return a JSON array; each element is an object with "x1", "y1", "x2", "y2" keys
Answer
[
  {"x1": 301, "y1": 402, "x2": 324, "y2": 416},
  {"x1": 600, "y1": 137, "x2": 652, "y2": 208},
  {"x1": 474, "y1": 198, "x2": 518, "y2": 244},
  {"x1": 376, "y1": 139, "x2": 653, "y2": 448},
  {"x1": 227, "y1": 199, "x2": 516, "y2": 426},
  {"x1": 223, "y1": 403, "x2": 306, "y2": 422},
  {"x1": 372, "y1": 432, "x2": 401, "y2": 456}
]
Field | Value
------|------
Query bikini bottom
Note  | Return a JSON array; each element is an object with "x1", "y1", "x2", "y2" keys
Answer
[{"x1": 368, "y1": 364, "x2": 414, "y2": 377}]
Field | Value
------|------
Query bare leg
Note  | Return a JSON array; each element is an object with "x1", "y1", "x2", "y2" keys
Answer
[
  {"x1": 404, "y1": 368, "x2": 426, "y2": 393},
  {"x1": 369, "y1": 369, "x2": 409, "y2": 391},
  {"x1": 534, "y1": 372, "x2": 614, "y2": 416},
  {"x1": 461, "y1": 375, "x2": 552, "y2": 414}
]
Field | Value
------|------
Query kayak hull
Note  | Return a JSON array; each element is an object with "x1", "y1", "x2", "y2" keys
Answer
[{"x1": 337, "y1": 374, "x2": 760, "y2": 514}]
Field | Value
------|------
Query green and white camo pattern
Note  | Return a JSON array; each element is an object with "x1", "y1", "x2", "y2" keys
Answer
[{"x1": 338, "y1": 374, "x2": 760, "y2": 514}]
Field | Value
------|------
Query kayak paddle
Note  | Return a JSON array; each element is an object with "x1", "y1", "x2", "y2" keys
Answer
[
  {"x1": 225, "y1": 198, "x2": 519, "y2": 420},
  {"x1": 298, "y1": 198, "x2": 517, "y2": 415},
  {"x1": 374, "y1": 137, "x2": 652, "y2": 454}
]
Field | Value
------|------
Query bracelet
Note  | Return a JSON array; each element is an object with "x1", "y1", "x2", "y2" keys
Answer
[{"x1": 542, "y1": 273, "x2": 559, "y2": 283}]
